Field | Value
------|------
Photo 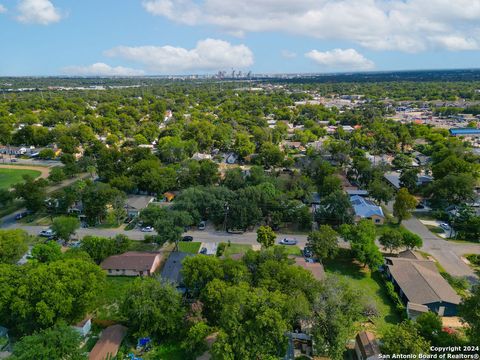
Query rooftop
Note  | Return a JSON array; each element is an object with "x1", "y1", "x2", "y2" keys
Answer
[
  {"x1": 386, "y1": 257, "x2": 461, "y2": 305},
  {"x1": 160, "y1": 251, "x2": 193, "y2": 285},
  {"x1": 450, "y1": 128, "x2": 480, "y2": 135},
  {"x1": 350, "y1": 195, "x2": 384, "y2": 219},
  {"x1": 293, "y1": 257, "x2": 325, "y2": 281},
  {"x1": 89, "y1": 325, "x2": 127, "y2": 360},
  {"x1": 100, "y1": 252, "x2": 162, "y2": 272}
]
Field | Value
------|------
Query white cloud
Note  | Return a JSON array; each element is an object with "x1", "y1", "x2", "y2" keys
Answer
[
  {"x1": 17, "y1": 0, "x2": 62, "y2": 25},
  {"x1": 62, "y1": 63, "x2": 146, "y2": 76},
  {"x1": 105, "y1": 38, "x2": 254, "y2": 73},
  {"x1": 281, "y1": 50, "x2": 297, "y2": 59},
  {"x1": 0, "y1": 4, "x2": 7, "y2": 13},
  {"x1": 305, "y1": 48, "x2": 374, "y2": 70},
  {"x1": 142, "y1": 0, "x2": 480, "y2": 52}
]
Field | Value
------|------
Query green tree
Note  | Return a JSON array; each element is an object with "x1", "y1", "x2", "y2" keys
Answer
[
  {"x1": 400, "y1": 168, "x2": 419, "y2": 193},
  {"x1": 80, "y1": 236, "x2": 116, "y2": 264},
  {"x1": 316, "y1": 190, "x2": 354, "y2": 225},
  {"x1": 48, "y1": 167, "x2": 66, "y2": 184},
  {"x1": 459, "y1": 284, "x2": 480, "y2": 342},
  {"x1": 0, "y1": 229, "x2": 29, "y2": 264},
  {"x1": 415, "y1": 312, "x2": 443, "y2": 343},
  {"x1": 30, "y1": 242, "x2": 62, "y2": 263},
  {"x1": 341, "y1": 220, "x2": 383, "y2": 270},
  {"x1": 401, "y1": 229, "x2": 423, "y2": 249},
  {"x1": 256, "y1": 225, "x2": 276, "y2": 248},
  {"x1": 307, "y1": 225, "x2": 338, "y2": 260},
  {"x1": 379, "y1": 228, "x2": 404, "y2": 254},
  {"x1": 121, "y1": 278, "x2": 185, "y2": 338},
  {"x1": 311, "y1": 277, "x2": 363, "y2": 360},
  {"x1": 181, "y1": 322, "x2": 212, "y2": 357},
  {"x1": 154, "y1": 209, "x2": 193, "y2": 245},
  {"x1": 51, "y1": 216, "x2": 80, "y2": 242},
  {"x1": 11, "y1": 323, "x2": 85, "y2": 360},
  {"x1": 368, "y1": 178, "x2": 393, "y2": 204},
  {"x1": 13, "y1": 175, "x2": 48, "y2": 212},
  {"x1": 1, "y1": 259, "x2": 105, "y2": 333},
  {"x1": 393, "y1": 188, "x2": 417, "y2": 224},
  {"x1": 381, "y1": 321, "x2": 430, "y2": 356}
]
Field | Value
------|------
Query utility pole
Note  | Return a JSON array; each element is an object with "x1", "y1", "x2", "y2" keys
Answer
[{"x1": 223, "y1": 202, "x2": 229, "y2": 232}]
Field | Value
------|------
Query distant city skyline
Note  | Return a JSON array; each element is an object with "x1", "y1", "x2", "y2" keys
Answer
[{"x1": 1, "y1": 0, "x2": 480, "y2": 76}]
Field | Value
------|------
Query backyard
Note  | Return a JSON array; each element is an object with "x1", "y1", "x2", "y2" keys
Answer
[{"x1": 323, "y1": 249, "x2": 401, "y2": 334}]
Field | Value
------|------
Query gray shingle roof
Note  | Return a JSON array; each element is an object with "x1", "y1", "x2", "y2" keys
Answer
[
  {"x1": 386, "y1": 257, "x2": 461, "y2": 305},
  {"x1": 160, "y1": 251, "x2": 193, "y2": 285}
]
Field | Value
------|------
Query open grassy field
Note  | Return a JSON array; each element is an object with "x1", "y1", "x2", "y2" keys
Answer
[
  {"x1": 0, "y1": 168, "x2": 41, "y2": 190},
  {"x1": 323, "y1": 249, "x2": 401, "y2": 334}
]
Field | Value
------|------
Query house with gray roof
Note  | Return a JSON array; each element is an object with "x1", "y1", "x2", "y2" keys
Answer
[
  {"x1": 385, "y1": 252, "x2": 461, "y2": 316},
  {"x1": 350, "y1": 195, "x2": 385, "y2": 225},
  {"x1": 160, "y1": 251, "x2": 193, "y2": 287}
]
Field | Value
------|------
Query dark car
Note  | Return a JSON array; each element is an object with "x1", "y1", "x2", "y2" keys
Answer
[
  {"x1": 15, "y1": 211, "x2": 32, "y2": 220},
  {"x1": 303, "y1": 247, "x2": 313, "y2": 258},
  {"x1": 200, "y1": 247, "x2": 208, "y2": 254},
  {"x1": 182, "y1": 235, "x2": 193, "y2": 242}
]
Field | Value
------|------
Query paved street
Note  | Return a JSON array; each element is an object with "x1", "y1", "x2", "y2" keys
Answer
[
  {"x1": 2, "y1": 196, "x2": 479, "y2": 283},
  {"x1": 385, "y1": 202, "x2": 480, "y2": 282}
]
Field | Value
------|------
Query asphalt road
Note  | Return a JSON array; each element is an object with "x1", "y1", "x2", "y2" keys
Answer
[
  {"x1": 2, "y1": 196, "x2": 478, "y2": 283},
  {"x1": 385, "y1": 202, "x2": 480, "y2": 283}
]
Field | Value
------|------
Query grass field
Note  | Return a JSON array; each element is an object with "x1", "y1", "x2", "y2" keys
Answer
[
  {"x1": 94, "y1": 277, "x2": 135, "y2": 321},
  {"x1": 0, "y1": 168, "x2": 41, "y2": 190},
  {"x1": 178, "y1": 241, "x2": 201, "y2": 254},
  {"x1": 323, "y1": 249, "x2": 401, "y2": 334},
  {"x1": 223, "y1": 243, "x2": 252, "y2": 256}
]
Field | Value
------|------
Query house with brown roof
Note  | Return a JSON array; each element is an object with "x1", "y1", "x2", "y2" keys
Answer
[
  {"x1": 89, "y1": 324, "x2": 127, "y2": 360},
  {"x1": 293, "y1": 257, "x2": 325, "y2": 281},
  {"x1": 385, "y1": 251, "x2": 461, "y2": 316},
  {"x1": 354, "y1": 331, "x2": 380, "y2": 360},
  {"x1": 100, "y1": 252, "x2": 163, "y2": 277}
]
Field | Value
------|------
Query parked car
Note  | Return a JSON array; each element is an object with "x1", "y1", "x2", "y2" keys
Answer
[
  {"x1": 200, "y1": 247, "x2": 208, "y2": 254},
  {"x1": 440, "y1": 223, "x2": 450, "y2": 231},
  {"x1": 279, "y1": 238, "x2": 297, "y2": 245},
  {"x1": 303, "y1": 247, "x2": 313, "y2": 258},
  {"x1": 15, "y1": 211, "x2": 31, "y2": 220},
  {"x1": 198, "y1": 221, "x2": 206, "y2": 230},
  {"x1": 10, "y1": 159, "x2": 17, "y2": 162},
  {"x1": 227, "y1": 228, "x2": 244, "y2": 234},
  {"x1": 39, "y1": 229, "x2": 55, "y2": 238},
  {"x1": 182, "y1": 235, "x2": 193, "y2": 242},
  {"x1": 141, "y1": 226, "x2": 154, "y2": 232}
]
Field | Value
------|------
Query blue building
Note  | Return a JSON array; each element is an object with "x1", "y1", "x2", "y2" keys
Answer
[{"x1": 449, "y1": 128, "x2": 480, "y2": 137}]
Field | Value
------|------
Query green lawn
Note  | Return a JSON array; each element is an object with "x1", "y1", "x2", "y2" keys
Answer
[
  {"x1": 323, "y1": 249, "x2": 401, "y2": 334},
  {"x1": 224, "y1": 243, "x2": 253, "y2": 256},
  {"x1": 178, "y1": 241, "x2": 201, "y2": 254},
  {"x1": 94, "y1": 277, "x2": 135, "y2": 321},
  {"x1": 274, "y1": 244, "x2": 302, "y2": 256},
  {"x1": 0, "y1": 168, "x2": 41, "y2": 190}
]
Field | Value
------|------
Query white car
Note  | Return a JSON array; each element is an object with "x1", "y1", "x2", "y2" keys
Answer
[
  {"x1": 141, "y1": 226, "x2": 154, "y2": 232},
  {"x1": 39, "y1": 229, "x2": 55, "y2": 238},
  {"x1": 440, "y1": 223, "x2": 450, "y2": 231},
  {"x1": 279, "y1": 238, "x2": 298, "y2": 245}
]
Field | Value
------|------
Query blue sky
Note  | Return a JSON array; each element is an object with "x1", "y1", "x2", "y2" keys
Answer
[{"x1": 1, "y1": 0, "x2": 480, "y2": 76}]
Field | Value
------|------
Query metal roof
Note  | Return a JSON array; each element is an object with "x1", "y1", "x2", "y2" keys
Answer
[{"x1": 350, "y1": 195, "x2": 384, "y2": 219}]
